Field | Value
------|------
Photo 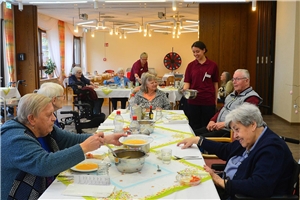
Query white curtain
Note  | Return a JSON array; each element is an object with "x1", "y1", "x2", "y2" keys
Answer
[{"x1": 37, "y1": 13, "x2": 84, "y2": 78}]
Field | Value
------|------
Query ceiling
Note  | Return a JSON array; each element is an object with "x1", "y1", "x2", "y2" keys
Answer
[{"x1": 8, "y1": 0, "x2": 249, "y2": 36}]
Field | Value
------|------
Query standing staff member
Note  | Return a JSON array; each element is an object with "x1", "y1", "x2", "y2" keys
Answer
[
  {"x1": 183, "y1": 41, "x2": 219, "y2": 130},
  {"x1": 130, "y1": 52, "x2": 149, "y2": 85}
]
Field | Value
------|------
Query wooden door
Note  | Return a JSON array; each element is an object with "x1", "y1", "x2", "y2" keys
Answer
[{"x1": 255, "y1": 1, "x2": 277, "y2": 114}]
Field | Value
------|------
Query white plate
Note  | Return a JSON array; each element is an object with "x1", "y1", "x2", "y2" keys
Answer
[
  {"x1": 71, "y1": 159, "x2": 99, "y2": 172},
  {"x1": 119, "y1": 135, "x2": 154, "y2": 147}
]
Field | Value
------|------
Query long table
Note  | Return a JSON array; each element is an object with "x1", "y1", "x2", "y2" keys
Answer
[
  {"x1": 39, "y1": 110, "x2": 220, "y2": 200},
  {"x1": 94, "y1": 86, "x2": 182, "y2": 112}
]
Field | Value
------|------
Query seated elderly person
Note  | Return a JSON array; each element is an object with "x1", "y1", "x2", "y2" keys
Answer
[
  {"x1": 134, "y1": 72, "x2": 171, "y2": 110},
  {"x1": 1, "y1": 93, "x2": 126, "y2": 200},
  {"x1": 104, "y1": 68, "x2": 131, "y2": 110},
  {"x1": 177, "y1": 103, "x2": 294, "y2": 199},
  {"x1": 37, "y1": 82, "x2": 65, "y2": 128},
  {"x1": 69, "y1": 66, "x2": 104, "y2": 114}
]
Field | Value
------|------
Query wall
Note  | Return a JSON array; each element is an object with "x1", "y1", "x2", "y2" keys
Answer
[
  {"x1": 273, "y1": 1, "x2": 300, "y2": 123},
  {"x1": 85, "y1": 31, "x2": 198, "y2": 77}
]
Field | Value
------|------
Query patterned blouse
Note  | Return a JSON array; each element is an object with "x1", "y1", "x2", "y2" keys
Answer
[{"x1": 134, "y1": 89, "x2": 171, "y2": 110}]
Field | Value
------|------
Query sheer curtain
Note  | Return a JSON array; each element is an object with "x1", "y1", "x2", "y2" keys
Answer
[{"x1": 38, "y1": 13, "x2": 84, "y2": 81}]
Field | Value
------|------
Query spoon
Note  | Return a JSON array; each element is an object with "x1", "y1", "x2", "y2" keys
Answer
[
  {"x1": 157, "y1": 165, "x2": 161, "y2": 172},
  {"x1": 106, "y1": 144, "x2": 117, "y2": 157}
]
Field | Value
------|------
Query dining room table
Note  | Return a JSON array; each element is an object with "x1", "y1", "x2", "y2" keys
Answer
[
  {"x1": 94, "y1": 86, "x2": 182, "y2": 112},
  {"x1": 39, "y1": 110, "x2": 220, "y2": 200},
  {"x1": 0, "y1": 87, "x2": 21, "y2": 121}
]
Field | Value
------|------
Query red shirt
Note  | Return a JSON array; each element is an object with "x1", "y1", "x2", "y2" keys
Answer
[
  {"x1": 129, "y1": 59, "x2": 148, "y2": 82},
  {"x1": 184, "y1": 58, "x2": 219, "y2": 105}
]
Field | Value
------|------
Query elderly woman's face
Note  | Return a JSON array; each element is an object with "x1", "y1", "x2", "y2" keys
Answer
[
  {"x1": 52, "y1": 93, "x2": 64, "y2": 111},
  {"x1": 231, "y1": 121, "x2": 256, "y2": 150},
  {"x1": 33, "y1": 102, "x2": 56, "y2": 137},
  {"x1": 75, "y1": 70, "x2": 83, "y2": 78},
  {"x1": 117, "y1": 71, "x2": 124, "y2": 78},
  {"x1": 146, "y1": 79, "x2": 158, "y2": 91}
]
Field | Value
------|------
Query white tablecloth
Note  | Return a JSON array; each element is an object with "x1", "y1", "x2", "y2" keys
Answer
[
  {"x1": 39, "y1": 111, "x2": 220, "y2": 200},
  {"x1": 0, "y1": 87, "x2": 21, "y2": 100},
  {"x1": 94, "y1": 86, "x2": 182, "y2": 104}
]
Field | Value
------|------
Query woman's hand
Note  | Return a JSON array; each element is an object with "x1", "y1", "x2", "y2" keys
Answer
[
  {"x1": 214, "y1": 122, "x2": 225, "y2": 130},
  {"x1": 204, "y1": 165, "x2": 225, "y2": 188},
  {"x1": 177, "y1": 136, "x2": 199, "y2": 149},
  {"x1": 80, "y1": 132, "x2": 104, "y2": 153},
  {"x1": 206, "y1": 121, "x2": 216, "y2": 131},
  {"x1": 104, "y1": 133, "x2": 127, "y2": 146}
]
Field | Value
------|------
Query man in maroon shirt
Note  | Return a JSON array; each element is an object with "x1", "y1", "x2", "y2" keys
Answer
[
  {"x1": 194, "y1": 69, "x2": 262, "y2": 137},
  {"x1": 129, "y1": 52, "x2": 149, "y2": 85}
]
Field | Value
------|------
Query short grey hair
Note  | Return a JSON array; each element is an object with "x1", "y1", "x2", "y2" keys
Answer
[
  {"x1": 116, "y1": 68, "x2": 124, "y2": 74},
  {"x1": 71, "y1": 66, "x2": 82, "y2": 75},
  {"x1": 17, "y1": 93, "x2": 52, "y2": 124},
  {"x1": 235, "y1": 69, "x2": 250, "y2": 79},
  {"x1": 225, "y1": 102, "x2": 264, "y2": 128},
  {"x1": 140, "y1": 72, "x2": 156, "y2": 93},
  {"x1": 38, "y1": 82, "x2": 64, "y2": 98},
  {"x1": 223, "y1": 71, "x2": 231, "y2": 83}
]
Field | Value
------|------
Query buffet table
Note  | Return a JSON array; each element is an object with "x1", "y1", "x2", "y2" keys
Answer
[{"x1": 39, "y1": 110, "x2": 220, "y2": 200}]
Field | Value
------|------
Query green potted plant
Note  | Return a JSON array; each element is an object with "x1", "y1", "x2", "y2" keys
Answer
[{"x1": 45, "y1": 59, "x2": 56, "y2": 78}]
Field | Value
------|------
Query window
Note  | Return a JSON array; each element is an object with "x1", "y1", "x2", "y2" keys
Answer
[
  {"x1": 73, "y1": 36, "x2": 81, "y2": 67},
  {"x1": 38, "y1": 28, "x2": 49, "y2": 79}
]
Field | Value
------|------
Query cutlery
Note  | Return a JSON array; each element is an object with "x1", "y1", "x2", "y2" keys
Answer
[
  {"x1": 157, "y1": 165, "x2": 161, "y2": 172},
  {"x1": 173, "y1": 155, "x2": 202, "y2": 160},
  {"x1": 106, "y1": 144, "x2": 117, "y2": 157}
]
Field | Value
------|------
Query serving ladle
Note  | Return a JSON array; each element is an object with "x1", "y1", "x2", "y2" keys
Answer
[{"x1": 106, "y1": 144, "x2": 118, "y2": 157}]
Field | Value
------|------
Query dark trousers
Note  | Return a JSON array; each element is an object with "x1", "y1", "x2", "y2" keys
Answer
[
  {"x1": 110, "y1": 98, "x2": 128, "y2": 110},
  {"x1": 187, "y1": 104, "x2": 216, "y2": 130},
  {"x1": 194, "y1": 126, "x2": 230, "y2": 137},
  {"x1": 93, "y1": 98, "x2": 104, "y2": 114},
  {"x1": 178, "y1": 97, "x2": 188, "y2": 116}
]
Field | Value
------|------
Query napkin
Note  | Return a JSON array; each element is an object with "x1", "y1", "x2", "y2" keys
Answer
[
  {"x1": 62, "y1": 184, "x2": 115, "y2": 197},
  {"x1": 174, "y1": 145, "x2": 201, "y2": 158},
  {"x1": 102, "y1": 88, "x2": 113, "y2": 95}
]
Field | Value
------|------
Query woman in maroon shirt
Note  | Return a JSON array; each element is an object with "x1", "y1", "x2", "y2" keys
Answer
[
  {"x1": 129, "y1": 52, "x2": 149, "y2": 85},
  {"x1": 183, "y1": 41, "x2": 219, "y2": 130}
]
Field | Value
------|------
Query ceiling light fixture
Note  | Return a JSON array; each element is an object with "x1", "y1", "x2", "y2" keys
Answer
[
  {"x1": 94, "y1": 0, "x2": 98, "y2": 9},
  {"x1": 252, "y1": 0, "x2": 256, "y2": 11},
  {"x1": 76, "y1": 19, "x2": 98, "y2": 26},
  {"x1": 172, "y1": 0, "x2": 176, "y2": 11},
  {"x1": 29, "y1": 1, "x2": 87, "y2": 4},
  {"x1": 18, "y1": 1, "x2": 23, "y2": 11}
]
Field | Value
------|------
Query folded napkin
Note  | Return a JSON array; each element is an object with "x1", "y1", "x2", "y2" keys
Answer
[
  {"x1": 62, "y1": 184, "x2": 115, "y2": 197},
  {"x1": 174, "y1": 145, "x2": 201, "y2": 158},
  {"x1": 102, "y1": 88, "x2": 113, "y2": 95}
]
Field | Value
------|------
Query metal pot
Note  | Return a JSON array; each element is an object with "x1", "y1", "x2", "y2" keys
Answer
[
  {"x1": 112, "y1": 149, "x2": 147, "y2": 173},
  {"x1": 183, "y1": 89, "x2": 198, "y2": 99}
]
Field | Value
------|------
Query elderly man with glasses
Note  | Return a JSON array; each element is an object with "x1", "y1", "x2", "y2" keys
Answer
[{"x1": 193, "y1": 69, "x2": 263, "y2": 137}]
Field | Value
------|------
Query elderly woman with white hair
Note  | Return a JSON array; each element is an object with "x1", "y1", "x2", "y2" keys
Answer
[
  {"x1": 104, "y1": 68, "x2": 131, "y2": 110},
  {"x1": 37, "y1": 82, "x2": 65, "y2": 128},
  {"x1": 177, "y1": 103, "x2": 294, "y2": 199},
  {"x1": 69, "y1": 66, "x2": 104, "y2": 114}
]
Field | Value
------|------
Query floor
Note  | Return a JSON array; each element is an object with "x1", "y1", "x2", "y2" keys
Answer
[{"x1": 58, "y1": 96, "x2": 300, "y2": 162}]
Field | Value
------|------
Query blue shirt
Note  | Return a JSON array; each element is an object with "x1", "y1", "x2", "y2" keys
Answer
[
  {"x1": 224, "y1": 126, "x2": 267, "y2": 179},
  {"x1": 103, "y1": 76, "x2": 130, "y2": 87}
]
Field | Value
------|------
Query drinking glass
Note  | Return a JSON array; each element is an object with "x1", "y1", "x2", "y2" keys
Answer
[
  {"x1": 155, "y1": 108, "x2": 163, "y2": 121},
  {"x1": 161, "y1": 148, "x2": 172, "y2": 164}
]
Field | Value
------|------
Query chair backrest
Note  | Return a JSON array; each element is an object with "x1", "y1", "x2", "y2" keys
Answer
[
  {"x1": 62, "y1": 77, "x2": 69, "y2": 88},
  {"x1": 166, "y1": 76, "x2": 175, "y2": 86}
]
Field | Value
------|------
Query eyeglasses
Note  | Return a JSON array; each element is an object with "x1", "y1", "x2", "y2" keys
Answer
[{"x1": 232, "y1": 77, "x2": 247, "y2": 82}]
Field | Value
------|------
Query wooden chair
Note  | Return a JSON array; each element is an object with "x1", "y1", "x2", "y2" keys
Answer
[
  {"x1": 202, "y1": 130, "x2": 234, "y2": 168},
  {"x1": 165, "y1": 76, "x2": 175, "y2": 86}
]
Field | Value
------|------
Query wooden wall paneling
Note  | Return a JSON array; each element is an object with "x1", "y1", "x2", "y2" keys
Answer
[
  {"x1": 14, "y1": 5, "x2": 39, "y2": 95},
  {"x1": 199, "y1": 3, "x2": 220, "y2": 67},
  {"x1": 246, "y1": 3, "x2": 259, "y2": 90},
  {"x1": 255, "y1": 1, "x2": 276, "y2": 114}
]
